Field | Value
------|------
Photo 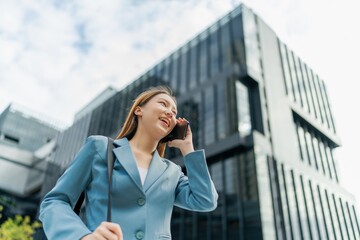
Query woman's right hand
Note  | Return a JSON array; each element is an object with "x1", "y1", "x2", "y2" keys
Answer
[{"x1": 82, "y1": 222, "x2": 123, "y2": 240}]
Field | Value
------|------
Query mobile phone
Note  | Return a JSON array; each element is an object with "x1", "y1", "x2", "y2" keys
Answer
[{"x1": 160, "y1": 121, "x2": 189, "y2": 143}]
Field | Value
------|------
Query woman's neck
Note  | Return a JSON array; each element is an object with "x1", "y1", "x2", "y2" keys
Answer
[{"x1": 129, "y1": 132, "x2": 158, "y2": 155}]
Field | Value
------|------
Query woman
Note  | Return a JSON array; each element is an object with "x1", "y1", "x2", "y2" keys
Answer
[{"x1": 40, "y1": 86, "x2": 218, "y2": 240}]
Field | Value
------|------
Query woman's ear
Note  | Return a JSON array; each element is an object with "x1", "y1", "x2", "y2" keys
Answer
[{"x1": 134, "y1": 106, "x2": 143, "y2": 116}]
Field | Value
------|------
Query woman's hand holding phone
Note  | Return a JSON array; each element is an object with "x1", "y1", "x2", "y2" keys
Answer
[{"x1": 167, "y1": 118, "x2": 194, "y2": 156}]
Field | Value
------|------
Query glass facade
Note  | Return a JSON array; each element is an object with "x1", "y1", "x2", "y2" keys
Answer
[{"x1": 40, "y1": 4, "x2": 360, "y2": 240}]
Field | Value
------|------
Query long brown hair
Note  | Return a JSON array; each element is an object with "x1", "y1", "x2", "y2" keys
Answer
[{"x1": 116, "y1": 86, "x2": 177, "y2": 157}]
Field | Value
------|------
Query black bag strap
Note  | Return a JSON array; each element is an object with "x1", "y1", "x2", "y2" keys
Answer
[
  {"x1": 74, "y1": 137, "x2": 115, "y2": 222},
  {"x1": 106, "y1": 137, "x2": 115, "y2": 221},
  {"x1": 74, "y1": 192, "x2": 84, "y2": 215}
]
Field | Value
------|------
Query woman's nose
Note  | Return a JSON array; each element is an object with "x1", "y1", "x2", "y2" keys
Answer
[{"x1": 165, "y1": 109, "x2": 173, "y2": 117}]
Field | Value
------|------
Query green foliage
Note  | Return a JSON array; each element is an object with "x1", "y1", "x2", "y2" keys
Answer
[{"x1": 0, "y1": 205, "x2": 41, "y2": 240}]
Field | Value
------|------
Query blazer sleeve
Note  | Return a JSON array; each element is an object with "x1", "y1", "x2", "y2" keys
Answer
[
  {"x1": 39, "y1": 136, "x2": 105, "y2": 240},
  {"x1": 174, "y1": 150, "x2": 218, "y2": 211}
]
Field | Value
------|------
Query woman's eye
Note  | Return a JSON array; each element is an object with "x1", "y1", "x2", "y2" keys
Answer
[{"x1": 160, "y1": 101, "x2": 166, "y2": 106}]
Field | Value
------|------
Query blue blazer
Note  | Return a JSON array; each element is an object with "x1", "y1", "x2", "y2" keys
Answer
[{"x1": 40, "y1": 136, "x2": 218, "y2": 240}]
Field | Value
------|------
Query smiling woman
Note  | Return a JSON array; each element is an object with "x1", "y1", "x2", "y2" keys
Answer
[{"x1": 39, "y1": 86, "x2": 218, "y2": 240}]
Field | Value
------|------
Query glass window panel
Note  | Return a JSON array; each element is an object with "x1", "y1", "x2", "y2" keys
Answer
[
  {"x1": 326, "y1": 145, "x2": 339, "y2": 182},
  {"x1": 179, "y1": 46, "x2": 189, "y2": 94},
  {"x1": 339, "y1": 198, "x2": 353, "y2": 240},
  {"x1": 210, "y1": 161, "x2": 223, "y2": 240},
  {"x1": 351, "y1": 205, "x2": 360, "y2": 236},
  {"x1": 317, "y1": 77, "x2": 332, "y2": 129},
  {"x1": 224, "y1": 157, "x2": 237, "y2": 195},
  {"x1": 235, "y1": 81, "x2": 251, "y2": 136},
  {"x1": 304, "y1": 128, "x2": 314, "y2": 167},
  {"x1": 296, "y1": 122, "x2": 308, "y2": 163},
  {"x1": 189, "y1": 40, "x2": 199, "y2": 90},
  {"x1": 243, "y1": 8, "x2": 261, "y2": 79},
  {"x1": 300, "y1": 61, "x2": 313, "y2": 114},
  {"x1": 279, "y1": 164, "x2": 293, "y2": 239},
  {"x1": 288, "y1": 50, "x2": 301, "y2": 103},
  {"x1": 300, "y1": 176, "x2": 317, "y2": 239},
  {"x1": 196, "y1": 212, "x2": 207, "y2": 240},
  {"x1": 256, "y1": 155, "x2": 276, "y2": 240},
  {"x1": 323, "y1": 142, "x2": 334, "y2": 180},
  {"x1": 220, "y1": 20, "x2": 232, "y2": 69},
  {"x1": 191, "y1": 94, "x2": 203, "y2": 149},
  {"x1": 154, "y1": 61, "x2": 164, "y2": 81},
  {"x1": 302, "y1": 63, "x2": 316, "y2": 117},
  {"x1": 292, "y1": 172, "x2": 309, "y2": 239},
  {"x1": 309, "y1": 181, "x2": 326, "y2": 239},
  {"x1": 285, "y1": 169, "x2": 301, "y2": 239},
  {"x1": 209, "y1": 29, "x2": 220, "y2": 77},
  {"x1": 332, "y1": 194, "x2": 346, "y2": 239},
  {"x1": 199, "y1": 33, "x2": 209, "y2": 83},
  {"x1": 294, "y1": 56, "x2": 307, "y2": 110},
  {"x1": 204, "y1": 87, "x2": 215, "y2": 145},
  {"x1": 317, "y1": 138, "x2": 328, "y2": 177},
  {"x1": 224, "y1": 156, "x2": 242, "y2": 239},
  {"x1": 211, "y1": 161, "x2": 223, "y2": 195},
  {"x1": 317, "y1": 185, "x2": 332, "y2": 239},
  {"x1": 230, "y1": 13, "x2": 246, "y2": 73},
  {"x1": 307, "y1": 67, "x2": 321, "y2": 121},
  {"x1": 311, "y1": 72, "x2": 326, "y2": 124},
  {"x1": 347, "y1": 203, "x2": 359, "y2": 239},
  {"x1": 162, "y1": 57, "x2": 172, "y2": 84},
  {"x1": 216, "y1": 82, "x2": 227, "y2": 140},
  {"x1": 171, "y1": 52, "x2": 180, "y2": 92},
  {"x1": 279, "y1": 42, "x2": 293, "y2": 100},
  {"x1": 314, "y1": 75, "x2": 330, "y2": 128},
  {"x1": 320, "y1": 80, "x2": 337, "y2": 133},
  {"x1": 325, "y1": 190, "x2": 341, "y2": 239},
  {"x1": 183, "y1": 210, "x2": 194, "y2": 240},
  {"x1": 312, "y1": 135, "x2": 322, "y2": 173}
]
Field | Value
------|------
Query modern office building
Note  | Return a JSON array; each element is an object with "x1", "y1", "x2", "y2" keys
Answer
[
  {"x1": 40, "y1": 4, "x2": 359, "y2": 240},
  {"x1": 0, "y1": 103, "x2": 62, "y2": 220}
]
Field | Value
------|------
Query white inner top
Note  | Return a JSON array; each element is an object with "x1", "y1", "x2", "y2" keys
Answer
[{"x1": 137, "y1": 166, "x2": 148, "y2": 186}]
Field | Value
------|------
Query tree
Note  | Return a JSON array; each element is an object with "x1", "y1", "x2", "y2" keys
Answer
[{"x1": 0, "y1": 205, "x2": 41, "y2": 240}]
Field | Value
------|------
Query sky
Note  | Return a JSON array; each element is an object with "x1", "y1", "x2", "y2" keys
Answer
[{"x1": 0, "y1": 0, "x2": 359, "y2": 208}]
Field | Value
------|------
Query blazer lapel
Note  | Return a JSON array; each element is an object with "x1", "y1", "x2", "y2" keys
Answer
[
  {"x1": 143, "y1": 150, "x2": 167, "y2": 192},
  {"x1": 112, "y1": 138, "x2": 143, "y2": 192}
]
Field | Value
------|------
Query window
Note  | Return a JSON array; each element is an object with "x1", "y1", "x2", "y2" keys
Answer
[
  {"x1": 179, "y1": 46, "x2": 189, "y2": 94},
  {"x1": 204, "y1": 87, "x2": 215, "y2": 145},
  {"x1": 199, "y1": 32, "x2": 209, "y2": 83},
  {"x1": 243, "y1": 8, "x2": 261, "y2": 79},
  {"x1": 216, "y1": 82, "x2": 227, "y2": 140},
  {"x1": 209, "y1": 27, "x2": 220, "y2": 77},
  {"x1": 235, "y1": 81, "x2": 251, "y2": 136},
  {"x1": 279, "y1": 164, "x2": 293, "y2": 239},
  {"x1": 279, "y1": 42, "x2": 293, "y2": 100},
  {"x1": 189, "y1": 39, "x2": 199, "y2": 90},
  {"x1": 288, "y1": 51, "x2": 301, "y2": 104},
  {"x1": 171, "y1": 52, "x2": 180, "y2": 92},
  {"x1": 219, "y1": 20, "x2": 232, "y2": 70}
]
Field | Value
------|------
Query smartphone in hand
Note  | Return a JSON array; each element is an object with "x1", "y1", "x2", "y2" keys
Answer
[{"x1": 160, "y1": 121, "x2": 189, "y2": 143}]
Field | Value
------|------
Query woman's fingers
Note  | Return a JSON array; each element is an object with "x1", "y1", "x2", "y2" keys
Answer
[
  {"x1": 106, "y1": 222, "x2": 123, "y2": 240},
  {"x1": 84, "y1": 222, "x2": 123, "y2": 240}
]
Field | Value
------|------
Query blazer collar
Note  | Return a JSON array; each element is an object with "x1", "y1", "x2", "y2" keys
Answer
[
  {"x1": 112, "y1": 138, "x2": 168, "y2": 193},
  {"x1": 143, "y1": 150, "x2": 167, "y2": 192}
]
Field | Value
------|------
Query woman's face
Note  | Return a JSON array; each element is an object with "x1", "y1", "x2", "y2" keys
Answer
[{"x1": 135, "y1": 93, "x2": 178, "y2": 139}]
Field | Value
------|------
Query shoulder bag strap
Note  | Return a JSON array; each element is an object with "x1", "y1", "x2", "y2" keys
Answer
[{"x1": 107, "y1": 137, "x2": 115, "y2": 222}]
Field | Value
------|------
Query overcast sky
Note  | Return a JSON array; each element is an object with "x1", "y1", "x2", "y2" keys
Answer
[{"x1": 1, "y1": 0, "x2": 359, "y2": 209}]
